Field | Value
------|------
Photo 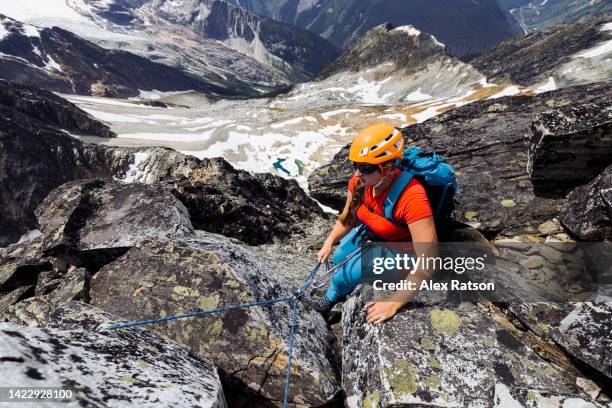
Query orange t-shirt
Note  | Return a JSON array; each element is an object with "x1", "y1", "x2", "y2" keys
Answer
[{"x1": 348, "y1": 170, "x2": 433, "y2": 227}]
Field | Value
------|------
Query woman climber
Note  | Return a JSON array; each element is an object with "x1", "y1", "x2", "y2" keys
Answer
[{"x1": 311, "y1": 123, "x2": 438, "y2": 324}]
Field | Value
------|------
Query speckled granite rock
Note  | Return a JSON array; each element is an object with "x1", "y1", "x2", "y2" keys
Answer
[
  {"x1": 89, "y1": 233, "x2": 341, "y2": 407},
  {"x1": 0, "y1": 301, "x2": 226, "y2": 407},
  {"x1": 560, "y1": 165, "x2": 612, "y2": 241},
  {"x1": 528, "y1": 103, "x2": 612, "y2": 194},
  {"x1": 551, "y1": 302, "x2": 612, "y2": 382},
  {"x1": 341, "y1": 286, "x2": 596, "y2": 407},
  {"x1": 35, "y1": 179, "x2": 194, "y2": 254}
]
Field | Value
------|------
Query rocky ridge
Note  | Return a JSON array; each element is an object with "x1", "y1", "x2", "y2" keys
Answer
[
  {"x1": 273, "y1": 23, "x2": 487, "y2": 110},
  {"x1": 469, "y1": 13, "x2": 612, "y2": 90},
  {"x1": 61, "y1": 0, "x2": 340, "y2": 84},
  {"x1": 1, "y1": 177, "x2": 340, "y2": 406},
  {"x1": 0, "y1": 14, "x2": 266, "y2": 98},
  {"x1": 224, "y1": 0, "x2": 518, "y2": 57}
]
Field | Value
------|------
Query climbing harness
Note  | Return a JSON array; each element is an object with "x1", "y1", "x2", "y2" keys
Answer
[{"x1": 101, "y1": 259, "x2": 344, "y2": 408}]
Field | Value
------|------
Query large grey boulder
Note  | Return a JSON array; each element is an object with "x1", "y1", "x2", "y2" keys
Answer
[
  {"x1": 560, "y1": 165, "x2": 612, "y2": 241},
  {"x1": 308, "y1": 81, "x2": 611, "y2": 237},
  {"x1": 551, "y1": 302, "x2": 612, "y2": 382},
  {"x1": 170, "y1": 157, "x2": 331, "y2": 246},
  {"x1": 341, "y1": 286, "x2": 598, "y2": 407},
  {"x1": 469, "y1": 14, "x2": 612, "y2": 89},
  {"x1": 1, "y1": 178, "x2": 194, "y2": 325},
  {"x1": 528, "y1": 104, "x2": 612, "y2": 194},
  {"x1": 0, "y1": 301, "x2": 226, "y2": 407},
  {"x1": 35, "y1": 179, "x2": 194, "y2": 255},
  {"x1": 89, "y1": 232, "x2": 341, "y2": 407}
]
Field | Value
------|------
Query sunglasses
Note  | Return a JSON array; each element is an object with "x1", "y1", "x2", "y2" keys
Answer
[{"x1": 352, "y1": 162, "x2": 380, "y2": 175}]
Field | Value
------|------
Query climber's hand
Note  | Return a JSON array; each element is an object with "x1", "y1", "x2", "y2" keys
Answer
[
  {"x1": 317, "y1": 242, "x2": 333, "y2": 261},
  {"x1": 365, "y1": 301, "x2": 401, "y2": 324}
]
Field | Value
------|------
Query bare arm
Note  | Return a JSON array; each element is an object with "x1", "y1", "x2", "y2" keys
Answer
[
  {"x1": 366, "y1": 216, "x2": 438, "y2": 323},
  {"x1": 317, "y1": 191, "x2": 355, "y2": 261}
]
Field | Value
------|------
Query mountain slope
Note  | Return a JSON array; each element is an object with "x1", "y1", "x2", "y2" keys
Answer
[
  {"x1": 469, "y1": 13, "x2": 612, "y2": 89},
  {"x1": 0, "y1": 0, "x2": 326, "y2": 94},
  {"x1": 224, "y1": 0, "x2": 519, "y2": 57},
  {"x1": 0, "y1": 15, "x2": 254, "y2": 97},
  {"x1": 496, "y1": 0, "x2": 612, "y2": 33},
  {"x1": 66, "y1": 0, "x2": 340, "y2": 83},
  {"x1": 273, "y1": 23, "x2": 489, "y2": 109}
]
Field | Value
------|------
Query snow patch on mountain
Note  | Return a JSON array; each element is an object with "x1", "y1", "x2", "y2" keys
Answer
[
  {"x1": 535, "y1": 76, "x2": 557, "y2": 93},
  {"x1": 118, "y1": 152, "x2": 150, "y2": 183},
  {"x1": 43, "y1": 54, "x2": 62, "y2": 72},
  {"x1": 487, "y1": 85, "x2": 521, "y2": 99},
  {"x1": 393, "y1": 26, "x2": 421, "y2": 37},
  {"x1": 296, "y1": 0, "x2": 320, "y2": 14},
  {"x1": 0, "y1": 23, "x2": 8, "y2": 41},
  {"x1": 403, "y1": 88, "x2": 433, "y2": 102},
  {"x1": 576, "y1": 22, "x2": 612, "y2": 58},
  {"x1": 320, "y1": 108, "x2": 360, "y2": 120},
  {"x1": 21, "y1": 23, "x2": 41, "y2": 38}
]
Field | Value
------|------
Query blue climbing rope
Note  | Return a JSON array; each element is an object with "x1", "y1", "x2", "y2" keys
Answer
[
  {"x1": 283, "y1": 300, "x2": 299, "y2": 408},
  {"x1": 102, "y1": 296, "x2": 294, "y2": 330},
  {"x1": 101, "y1": 259, "x2": 327, "y2": 406}
]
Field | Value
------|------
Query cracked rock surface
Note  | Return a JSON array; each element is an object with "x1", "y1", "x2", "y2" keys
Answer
[
  {"x1": 89, "y1": 233, "x2": 341, "y2": 407},
  {"x1": 341, "y1": 286, "x2": 602, "y2": 407},
  {"x1": 0, "y1": 301, "x2": 226, "y2": 407}
]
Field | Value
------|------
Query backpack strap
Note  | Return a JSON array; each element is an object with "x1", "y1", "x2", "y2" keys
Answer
[{"x1": 383, "y1": 170, "x2": 414, "y2": 220}]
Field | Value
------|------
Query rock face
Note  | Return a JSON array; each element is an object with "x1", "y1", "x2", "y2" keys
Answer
[
  {"x1": 469, "y1": 14, "x2": 612, "y2": 89},
  {"x1": 551, "y1": 302, "x2": 612, "y2": 383},
  {"x1": 0, "y1": 81, "x2": 118, "y2": 246},
  {"x1": 0, "y1": 301, "x2": 227, "y2": 407},
  {"x1": 35, "y1": 179, "x2": 194, "y2": 254},
  {"x1": 170, "y1": 158, "x2": 331, "y2": 246},
  {"x1": 316, "y1": 23, "x2": 446, "y2": 80},
  {"x1": 0, "y1": 178, "x2": 194, "y2": 325},
  {"x1": 341, "y1": 286, "x2": 593, "y2": 407},
  {"x1": 560, "y1": 166, "x2": 612, "y2": 241},
  {"x1": 228, "y1": 0, "x2": 518, "y2": 57},
  {"x1": 528, "y1": 102, "x2": 612, "y2": 194},
  {"x1": 308, "y1": 81, "x2": 611, "y2": 237},
  {"x1": 89, "y1": 234, "x2": 341, "y2": 407},
  {"x1": 1, "y1": 170, "x2": 340, "y2": 406},
  {"x1": 0, "y1": 79, "x2": 114, "y2": 137},
  {"x1": 0, "y1": 15, "x2": 239, "y2": 98}
]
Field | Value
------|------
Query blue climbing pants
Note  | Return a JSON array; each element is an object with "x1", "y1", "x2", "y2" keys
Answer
[
  {"x1": 324, "y1": 226, "x2": 364, "y2": 302},
  {"x1": 324, "y1": 226, "x2": 389, "y2": 302},
  {"x1": 325, "y1": 226, "x2": 411, "y2": 302}
]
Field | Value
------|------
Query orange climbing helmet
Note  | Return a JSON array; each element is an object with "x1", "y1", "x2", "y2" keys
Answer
[{"x1": 348, "y1": 123, "x2": 404, "y2": 164}]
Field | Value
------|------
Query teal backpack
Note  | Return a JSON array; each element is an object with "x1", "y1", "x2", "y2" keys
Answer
[{"x1": 385, "y1": 144, "x2": 458, "y2": 239}]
